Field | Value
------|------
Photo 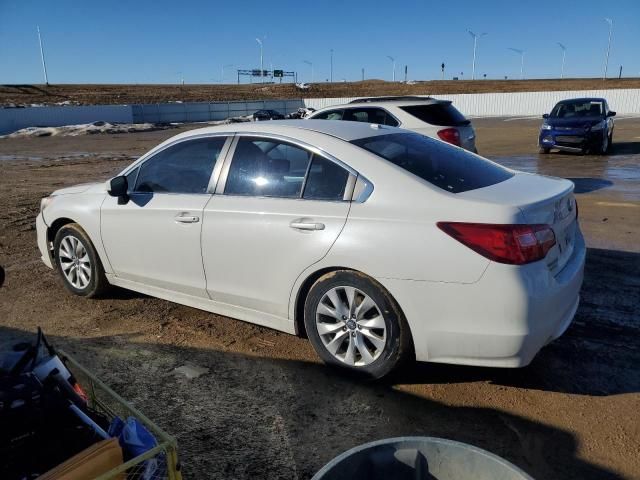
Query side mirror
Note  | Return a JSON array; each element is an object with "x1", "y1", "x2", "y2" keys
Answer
[
  {"x1": 542, "y1": 113, "x2": 549, "y2": 119},
  {"x1": 108, "y1": 176, "x2": 129, "y2": 204},
  {"x1": 607, "y1": 111, "x2": 616, "y2": 117}
]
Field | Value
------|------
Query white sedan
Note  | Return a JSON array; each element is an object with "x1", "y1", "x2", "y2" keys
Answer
[{"x1": 36, "y1": 120, "x2": 585, "y2": 378}]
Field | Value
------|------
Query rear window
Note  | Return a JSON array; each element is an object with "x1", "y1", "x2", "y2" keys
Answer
[
  {"x1": 351, "y1": 133, "x2": 513, "y2": 193},
  {"x1": 400, "y1": 103, "x2": 469, "y2": 126}
]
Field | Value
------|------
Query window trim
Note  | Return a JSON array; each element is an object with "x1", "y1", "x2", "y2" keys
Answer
[
  {"x1": 216, "y1": 132, "x2": 357, "y2": 202},
  {"x1": 119, "y1": 133, "x2": 233, "y2": 196}
]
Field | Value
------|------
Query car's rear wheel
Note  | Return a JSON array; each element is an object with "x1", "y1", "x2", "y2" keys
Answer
[
  {"x1": 54, "y1": 223, "x2": 108, "y2": 298},
  {"x1": 304, "y1": 270, "x2": 413, "y2": 379}
]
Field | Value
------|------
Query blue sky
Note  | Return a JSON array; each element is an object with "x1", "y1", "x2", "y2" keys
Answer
[{"x1": 1, "y1": 0, "x2": 639, "y2": 84}]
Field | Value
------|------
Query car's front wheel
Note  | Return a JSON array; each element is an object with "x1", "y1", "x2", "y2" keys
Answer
[
  {"x1": 538, "y1": 147, "x2": 550, "y2": 154},
  {"x1": 53, "y1": 223, "x2": 108, "y2": 297},
  {"x1": 304, "y1": 270, "x2": 413, "y2": 379},
  {"x1": 599, "y1": 132, "x2": 610, "y2": 155}
]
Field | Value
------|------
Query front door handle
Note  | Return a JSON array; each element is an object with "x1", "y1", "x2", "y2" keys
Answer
[
  {"x1": 175, "y1": 214, "x2": 200, "y2": 224},
  {"x1": 289, "y1": 220, "x2": 325, "y2": 231}
]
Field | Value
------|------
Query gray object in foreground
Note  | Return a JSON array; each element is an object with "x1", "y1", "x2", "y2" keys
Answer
[{"x1": 312, "y1": 436, "x2": 533, "y2": 480}]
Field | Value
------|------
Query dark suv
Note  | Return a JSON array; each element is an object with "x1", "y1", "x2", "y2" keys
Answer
[{"x1": 538, "y1": 98, "x2": 615, "y2": 155}]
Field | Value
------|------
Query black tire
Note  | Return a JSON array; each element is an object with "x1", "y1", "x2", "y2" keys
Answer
[
  {"x1": 538, "y1": 147, "x2": 550, "y2": 154},
  {"x1": 53, "y1": 223, "x2": 109, "y2": 298},
  {"x1": 599, "y1": 132, "x2": 610, "y2": 156},
  {"x1": 304, "y1": 270, "x2": 413, "y2": 379}
]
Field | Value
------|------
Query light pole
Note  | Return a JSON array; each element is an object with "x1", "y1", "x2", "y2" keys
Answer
[
  {"x1": 36, "y1": 26, "x2": 49, "y2": 86},
  {"x1": 603, "y1": 18, "x2": 613, "y2": 80},
  {"x1": 303, "y1": 60, "x2": 313, "y2": 83},
  {"x1": 221, "y1": 64, "x2": 234, "y2": 83},
  {"x1": 467, "y1": 30, "x2": 487, "y2": 80},
  {"x1": 387, "y1": 55, "x2": 396, "y2": 82},
  {"x1": 330, "y1": 49, "x2": 334, "y2": 82},
  {"x1": 255, "y1": 37, "x2": 264, "y2": 81},
  {"x1": 557, "y1": 43, "x2": 566, "y2": 79},
  {"x1": 508, "y1": 48, "x2": 525, "y2": 79}
]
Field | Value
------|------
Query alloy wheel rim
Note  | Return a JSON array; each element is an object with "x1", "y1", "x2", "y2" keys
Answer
[
  {"x1": 315, "y1": 286, "x2": 386, "y2": 366},
  {"x1": 58, "y1": 235, "x2": 91, "y2": 289}
]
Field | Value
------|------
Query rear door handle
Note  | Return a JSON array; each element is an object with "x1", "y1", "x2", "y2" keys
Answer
[
  {"x1": 175, "y1": 214, "x2": 200, "y2": 224},
  {"x1": 289, "y1": 220, "x2": 325, "y2": 231}
]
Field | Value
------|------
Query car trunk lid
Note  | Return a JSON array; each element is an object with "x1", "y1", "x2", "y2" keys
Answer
[{"x1": 458, "y1": 172, "x2": 577, "y2": 273}]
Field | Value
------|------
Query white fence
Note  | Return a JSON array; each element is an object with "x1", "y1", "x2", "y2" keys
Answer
[
  {"x1": 303, "y1": 89, "x2": 640, "y2": 117},
  {"x1": 1, "y1": 89, "x2": 639, "y2": 135},
  {"x1": 0, "y1": 105, "x2": 133, "y2": 135}
]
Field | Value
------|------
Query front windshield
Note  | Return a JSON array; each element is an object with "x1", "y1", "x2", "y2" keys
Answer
[{"x1": 551, "y1": 100, "x2": 604, "y2": 118}]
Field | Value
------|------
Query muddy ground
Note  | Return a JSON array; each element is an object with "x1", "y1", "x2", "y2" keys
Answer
[
  {"x1": 3, "y1": 78, "x2": 640, "y2": 106},
  {"x1": 0, "y1": 119, "x2": 639, "y2": 479}
]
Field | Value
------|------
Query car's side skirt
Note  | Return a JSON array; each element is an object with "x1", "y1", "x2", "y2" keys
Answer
[{"x1": 106, "y1": 274, "x2": 296, "y2": 335}]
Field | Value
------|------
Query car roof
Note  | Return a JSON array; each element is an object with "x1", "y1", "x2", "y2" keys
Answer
[
  {"x1": 172, "y1": 119, "x2": 401, "y2": 143},
  {"x1": 556, "y1": 97, "x2": 606, "y2": 104},
  {"x1": 321, "y1": 98, "x2": 450, "y2": 109}
]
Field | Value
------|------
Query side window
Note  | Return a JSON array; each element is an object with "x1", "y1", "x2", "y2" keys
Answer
[
  {"x1": 303, "y1": 156, "x2": 350, "y2": 201},
  {"x1": 224, "y1": 137, "x2": 312, "y2": 198},
  {"x1": 343, "y1": 107, "x2": 398, "y2": 126},
  {"x1": 135, "y1": 137, "x2": 226, "y2": 194},
  {"x1": 383, "y1": 110, "x2": 399, "y2": 127},
  {"x1": 313, "y1": 109, "x2": 344, "y2": 120}
]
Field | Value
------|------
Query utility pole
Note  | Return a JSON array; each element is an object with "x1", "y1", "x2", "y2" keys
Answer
[
  {"x1": 37, "y1": 26, "x2": 49, "y2": 86},
  {"x1": 467, "y1": 30, "x2": 487, "y2": 80},
  {"x1": 361, "y1": 68, "x2": 364, "y2": 81},
  {"x1": 404, "y1": 65, "x2": 407, "y2": 83},
  {"x1": 603, "y1": 18, "x2": 613, "y2": 80},
  {"x1": 330, "y1": 49, "x2": 334, "y2": 82},
  {"x1": 441, "y1": 62, "x2": 445, "y2": 80},
  {"x1": 618, "y1": 65, "x2": 622, "y2": 79},
  {"x1": 557, "y1": 43, "x2": 566, "y2": 79}
]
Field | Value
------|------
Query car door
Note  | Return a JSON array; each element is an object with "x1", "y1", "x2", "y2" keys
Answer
[
  {"x1": 101, "y1": 135, "x2": 231, "y2": 297},
  {"x1": 201, "y1": 134, "x2": 355, "y2": 320}
]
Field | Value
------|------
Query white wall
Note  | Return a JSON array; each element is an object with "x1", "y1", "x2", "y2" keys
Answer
[
  {"x1": 1, "y1": 88, "x2": 638, "y2": 135},
  {"x1": 303, "y1": 89, "x2": 640, "y2": 117},
  {"x1": 0, "y1": 105, "x2": 133, "y2": 135}
]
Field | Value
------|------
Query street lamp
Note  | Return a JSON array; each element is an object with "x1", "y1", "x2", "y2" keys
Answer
[
  {"x1": 330, "y1": 49, "x2": 334, "y2": 83},
  {"x1": 467, "y1": 30, "x2": 487, "y2": 80},
  {"x1": 303, "y1": 60, "x2": 313, "y2": 83},
  {"x1": 36, "y1": 26, "x2": 49, "y2": 86},
  {"x1": 256, "y1": 37, "x2": 265, "y2": 81},
  {"x1": 387, "y1": 55, "x2": 396, "y2": 82},
  {"x1": 603, "y1": 18, "x2": 613, "y2": 80},
  {"x1": 557, "y1": 43, "x2": 566, "y2": 79},
  {"x1": 508, "y1": 48, "x2": 525, "y2": 80}
]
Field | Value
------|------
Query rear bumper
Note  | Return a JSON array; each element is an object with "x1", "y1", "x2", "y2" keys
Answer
[
  {"x1": 380, "y1": 229, "x2": 586, "y2": 367},
  {"x1": 36, "y1": 213, "x2": 54, "y2": 269}
]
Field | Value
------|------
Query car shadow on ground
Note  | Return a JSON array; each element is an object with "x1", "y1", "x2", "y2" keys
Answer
[
  {"x1": 610, "y1": 141, "x2": 640, "y2": 155},
  {"x1": 565, "y1": 177, "x2": 613, "y2": 193},
  {"x1": 0, "y1": 325, "x2": 626, "y2": 480},
  {"x1": 391, "y1": 247, "x2": 640, "y2": 397}
]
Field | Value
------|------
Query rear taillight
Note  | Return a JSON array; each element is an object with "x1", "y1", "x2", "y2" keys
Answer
[
  {"x1": 437, "y1": 222, "x2": 556, "y2": 265},
  {"x1": 437, "y1": 128, "x2": 461, "y2": 146}
]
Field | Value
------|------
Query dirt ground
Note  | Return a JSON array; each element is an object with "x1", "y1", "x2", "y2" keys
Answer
[
  {"x1": 2, "y1": 78, "x2": 640, "y2": 106},
  {"x1": 0, "y1": 119, "x2": 639, "y2": 479}
]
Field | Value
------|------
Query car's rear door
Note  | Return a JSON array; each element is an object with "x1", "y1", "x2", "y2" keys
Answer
[
  {"x1": 201, "y1": 134, "x2": 354, "y2": 322},
  {"x1": 100, "y1": 135, "x2": 231, "y2": 297}
]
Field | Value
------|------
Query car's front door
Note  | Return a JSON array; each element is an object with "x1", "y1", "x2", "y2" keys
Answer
[
  {"x1": 101, "y1": 135, "x2": 230, "y2": 297},
  {"x1": 201, "y1": 135, "x2": 354, "y2": 322}
]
